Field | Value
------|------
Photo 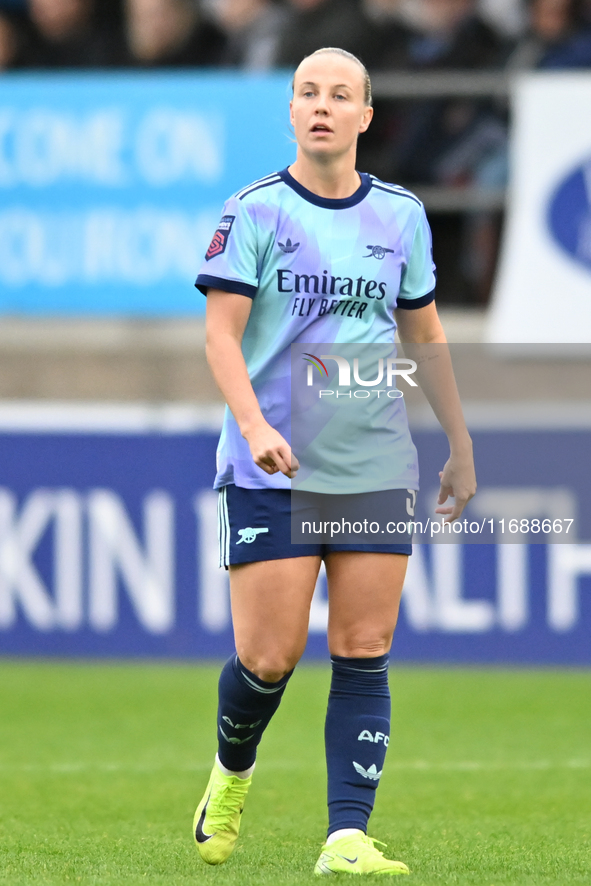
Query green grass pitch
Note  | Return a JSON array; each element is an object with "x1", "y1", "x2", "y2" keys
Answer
[{"x1": 0, "y1": 661, "x2": 589, "y2": 885}]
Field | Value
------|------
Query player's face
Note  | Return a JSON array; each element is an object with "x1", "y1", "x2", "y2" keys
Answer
[{"x1": 290, "y1": 55, "x2": 373, "y2": 162}]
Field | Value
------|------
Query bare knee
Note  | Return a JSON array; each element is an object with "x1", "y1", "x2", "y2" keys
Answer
[
  {"x1": 237, "y1": 648, "x2": 301, "y2": 683},
  {"x1": 328, "y1": 633, "x2": 393, "y2": 659}
]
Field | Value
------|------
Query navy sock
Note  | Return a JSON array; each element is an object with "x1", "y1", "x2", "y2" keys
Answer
[
  {"x1": 325, "y1": 654, "x2": 391, "y2": 836},
  {"x1": 216, "y1": 654, "x2": 292, "y2": 771}
]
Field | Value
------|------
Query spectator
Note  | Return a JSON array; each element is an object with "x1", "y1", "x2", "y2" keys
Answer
[
  {"x1": 478, "y1": 0, "x2": 526, "y2": 40},
  {"x1": 362, "y1": 0, "x2": 512, "y2": 304},
  {"x1": 508, "y1": 0, "x2": 591, "y2": 68},
  {"x1": 276, "y1": 0, "x2": 376, "y2": 69},
  {"x1": 362, "y1": 0, "x2": 413, "y2": 68},
  {"x1": 388, "y1": 0, "x2": 510, "y2": 185},
  {"x1": 27, "y1": 0, "x2": 120, "y2": 66},
  {"x1": 210, "y1": 0, "x2": 288, "y2": 69},
  {"x1": 0, "y1": 10, "x2": 30, "y2": 68},
  {"x1": 402, "y1": 0, "x2": 511, "y2": 69},
  {"x1": 123, "y1": 0, "x2": 226, "y2": 66}
]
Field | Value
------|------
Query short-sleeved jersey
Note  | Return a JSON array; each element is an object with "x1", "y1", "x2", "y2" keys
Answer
[{"x1": 196, "y1": 167, "x2": 436, "y2": 491}]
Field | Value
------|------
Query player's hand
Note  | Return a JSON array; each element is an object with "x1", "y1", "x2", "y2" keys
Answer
[
  {"x1": 243, "y1": 420, "x2": 299, "y2": 479},
  {"x1": 435, "y1": 449, "x2": 477, "y2": 522}
]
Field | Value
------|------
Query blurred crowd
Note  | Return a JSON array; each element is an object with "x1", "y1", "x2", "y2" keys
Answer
[
  {"x1": 1, "y1": 0, "x2": 591, "y2": 303},
  {"x1": 1, "y1": 0, "x2": 591, "y2": 72}
]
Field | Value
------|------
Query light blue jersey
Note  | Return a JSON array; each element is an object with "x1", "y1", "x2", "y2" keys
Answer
[{"x1": 196, "y1": 168, "x2": 436, "y2": 491}]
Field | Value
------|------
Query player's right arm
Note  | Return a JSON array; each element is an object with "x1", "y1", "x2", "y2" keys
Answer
[{"x1": 205, "y1": 290, "x2": 298, "y2": 478}]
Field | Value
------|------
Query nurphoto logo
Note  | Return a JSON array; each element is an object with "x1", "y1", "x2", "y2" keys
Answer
[{"x1": 302, "y1": 353, "x2": 417, "y2": 399}]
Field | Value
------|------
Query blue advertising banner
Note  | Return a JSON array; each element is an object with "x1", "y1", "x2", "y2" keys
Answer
[
  {"x1": 0, "y1": 72, "x2": 294, "y2": 314},
  {"x1": 0, "y1": 405, "x2": 590, "y2": 664}
]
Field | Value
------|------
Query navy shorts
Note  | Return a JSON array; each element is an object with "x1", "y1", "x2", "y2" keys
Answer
[{"x1": 217, "y1": 484, "x2": 414, "y2": 567}]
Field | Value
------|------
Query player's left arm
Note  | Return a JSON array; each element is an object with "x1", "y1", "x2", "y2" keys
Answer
[{"x1": 396, "y1": 302, "x2": 476, "y2": 522}]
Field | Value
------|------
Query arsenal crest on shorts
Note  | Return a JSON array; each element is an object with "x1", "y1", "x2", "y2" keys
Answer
[{"x1": 205, "y1": 215, "x2": 235, "y2": 260}]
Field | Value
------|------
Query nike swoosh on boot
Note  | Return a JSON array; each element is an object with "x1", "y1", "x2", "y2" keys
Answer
[{"x1": 195, "y1": 798, "x2": 214, "y2": 843}]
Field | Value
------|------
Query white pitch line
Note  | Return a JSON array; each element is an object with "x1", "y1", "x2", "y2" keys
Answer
[
  {"x1": 0, "y1": 760, "x2": 588, "y2": 774},
  {"x1": 389, "y1": 759, "x2": 591, "y2": 772}
]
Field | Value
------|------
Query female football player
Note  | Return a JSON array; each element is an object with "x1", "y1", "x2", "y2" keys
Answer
[{"x1": 193, "y1": 46, "x2": 476, "y2": 876}]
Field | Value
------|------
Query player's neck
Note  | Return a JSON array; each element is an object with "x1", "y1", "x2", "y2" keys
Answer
[{"x1": 288, "y1": 154, "x2": 361, "y2": 200}]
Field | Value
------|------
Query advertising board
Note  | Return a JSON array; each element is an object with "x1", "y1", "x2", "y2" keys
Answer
[
  {"x1": 1, "y1": 405, "x2": 590, "y2": 664},
  {"x1": 0, "y1": 72, "x2": 293, "y2": 314}
]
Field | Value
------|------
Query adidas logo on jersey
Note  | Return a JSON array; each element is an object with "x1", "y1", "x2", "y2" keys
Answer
[{"x1": 278, "y1": 237, "x2": 300, "y2": 253}]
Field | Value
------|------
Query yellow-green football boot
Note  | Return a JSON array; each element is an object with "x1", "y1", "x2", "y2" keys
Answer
[
  {"x1": 314, "y1": 832, "x2": 410, "y2": 876},
  {"x1": 193, "y1": 759, "x2": 252, "y2": 865}
]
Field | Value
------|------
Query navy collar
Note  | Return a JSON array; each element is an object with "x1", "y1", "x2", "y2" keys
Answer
[{"x1": 279, "y1": 167, "x2": 372, "y2": 209}]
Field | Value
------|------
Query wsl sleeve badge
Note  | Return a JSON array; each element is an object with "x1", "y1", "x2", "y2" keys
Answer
[{"x1": 205, "y1": 215, "x2": 236, "y2": 261}]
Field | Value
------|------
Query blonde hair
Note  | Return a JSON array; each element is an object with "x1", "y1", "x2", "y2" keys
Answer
[{"x1": 293, "y1": 47, "x2": 373, "y2": 107}]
